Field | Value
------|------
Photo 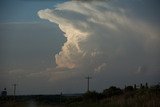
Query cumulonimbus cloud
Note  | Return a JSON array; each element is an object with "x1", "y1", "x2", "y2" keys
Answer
[{"x1": 38, "y1": 0, "x2": 160, "y2": 76}]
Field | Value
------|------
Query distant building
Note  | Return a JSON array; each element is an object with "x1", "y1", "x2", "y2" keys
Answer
[{"x1": 1, "y1": 88, "x2": 7, "y2": 97}]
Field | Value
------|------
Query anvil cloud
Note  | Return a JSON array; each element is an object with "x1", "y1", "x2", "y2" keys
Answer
[{"x1": 38, "y1": 0, "x2": 160, "y2": 78}]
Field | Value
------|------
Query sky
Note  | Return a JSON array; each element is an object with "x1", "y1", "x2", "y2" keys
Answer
[{"x1": 0, "y1": 0, "x2": 160, "y2": 95}]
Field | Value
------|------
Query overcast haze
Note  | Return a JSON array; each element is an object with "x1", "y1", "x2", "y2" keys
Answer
[{"x1": 0, "y1": 0, "x2": 160, "y2": 95}]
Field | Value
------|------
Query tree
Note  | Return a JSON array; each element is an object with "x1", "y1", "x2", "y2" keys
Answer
[
  {"x1": 103, "y1": 86, "x2": 123, "y2": 97},
  {"x1": 125, "y1": 86, "x2": 134, "y2": 92},
  {"x1": 83, "y1": 91, "x2": 103, "y2": 101}
]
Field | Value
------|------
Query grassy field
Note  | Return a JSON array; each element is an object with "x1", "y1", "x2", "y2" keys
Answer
[
  {"x1": 67, "y1": 84, "x2": 160, "y2": 107},
  {"x1": 68, "y1": 93, "x2": 160, "y2": 107},
  {"x1": 0, "y1": 94, "x2": 160, "y2": 107},
  {"x1": 1, "y1": 84, "x2": 160, "y2": 107}
]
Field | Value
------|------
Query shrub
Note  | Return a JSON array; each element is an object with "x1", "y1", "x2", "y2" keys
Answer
[
  {"x1": 83, "y1": 91, "x2": 103, "y2": 101},
  {"x1": 103, "y1": 86, "x2": 123, "y2": 97}
]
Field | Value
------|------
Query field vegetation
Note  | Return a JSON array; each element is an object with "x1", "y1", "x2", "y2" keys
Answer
[{"x1": 1, "y1": 83, "x2": 160, "y2": 107}]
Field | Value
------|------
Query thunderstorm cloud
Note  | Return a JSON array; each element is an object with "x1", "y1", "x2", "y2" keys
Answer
[{"x1": 38, "y1": 0, "x2": 160, "y2": 79}]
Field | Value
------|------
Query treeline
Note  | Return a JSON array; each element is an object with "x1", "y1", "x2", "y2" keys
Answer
[
  {"x1": 67, "y1": 83, "x2": 160, "y2": 107},
  {"x1": 1, "y1": 83, "x2": 160, "y2": 107},
  {"x1": 83, "y1": 83, "x2": 159, "y2": 100}
]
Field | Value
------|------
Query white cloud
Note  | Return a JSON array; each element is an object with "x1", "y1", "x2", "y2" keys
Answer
[{"x1": 38, "y1": 0, "x2": 160, "y2": 80}]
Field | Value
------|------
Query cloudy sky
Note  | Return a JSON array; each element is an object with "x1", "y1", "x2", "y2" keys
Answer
[{"x1": 0, "y1": 0, "x2": 160, "y2": 95}]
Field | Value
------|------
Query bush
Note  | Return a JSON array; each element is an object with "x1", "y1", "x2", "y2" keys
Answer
[
  {"x1": 125, "y1": 86, "x2": 134, "y2": 92},
  {"x1": 103, "y1": 86, "x2": 123, "y2": 97},
  {"x1": 83, "y1": 91, "x2": 103, "y2": 101}
]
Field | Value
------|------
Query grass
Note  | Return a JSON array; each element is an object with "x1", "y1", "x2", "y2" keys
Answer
[
  {"x1": 1, "y1": 84, "x2": 160, "y2": 107},
  {"x1": 67, "y1": 91, "x2": 160, "y2": 107},
  {"x1": 1, "y1": 93, "x2": 160, "y2": 107}
]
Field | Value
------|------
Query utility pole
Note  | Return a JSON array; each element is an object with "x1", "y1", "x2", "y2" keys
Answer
[
  {"x1": 60, "y1": 92, "x2": 62, "y2": 104},
  {"x1": 85, "y1": 76, "x2": 92, "y2": 92},
  {"x1": 13, "y1": 84, "x2": 17, "y2": 100}
]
